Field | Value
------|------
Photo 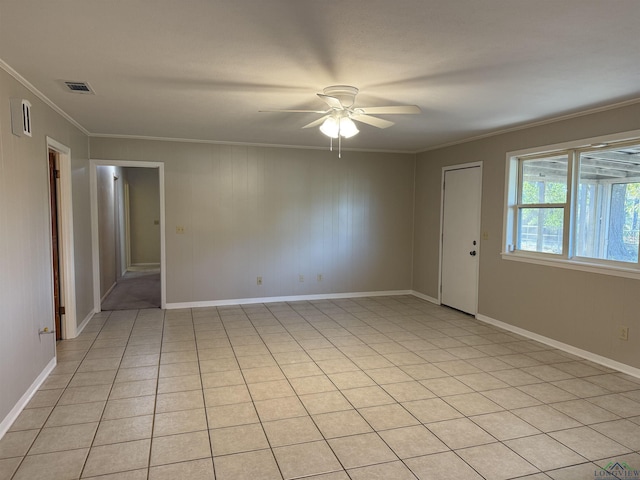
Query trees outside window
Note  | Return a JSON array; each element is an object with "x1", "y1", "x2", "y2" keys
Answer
[{"x1": 507, "y1": 140, "x2": 640, "y2": 270}]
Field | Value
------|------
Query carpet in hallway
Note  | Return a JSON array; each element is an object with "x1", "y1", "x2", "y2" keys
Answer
[{"x1": 101, "y1": 269, "x2": 160, "y2": 310}]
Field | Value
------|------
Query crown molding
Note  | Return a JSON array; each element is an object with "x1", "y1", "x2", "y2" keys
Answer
[{"x1": 0, "y1": 58, "x2": 90, "y2": 136}]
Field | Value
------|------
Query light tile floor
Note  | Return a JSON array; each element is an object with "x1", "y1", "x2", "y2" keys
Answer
[{"x1": 2, "y1": 296, "x2": 640, "y2": 479}]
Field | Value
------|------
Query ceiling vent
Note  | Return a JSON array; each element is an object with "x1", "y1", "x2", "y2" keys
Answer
[{"x1": 63, "y1": 81, "x2": 95, "y2": 94}]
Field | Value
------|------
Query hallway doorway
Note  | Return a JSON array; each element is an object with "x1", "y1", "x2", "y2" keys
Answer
[
  {"x1": 91, "y1": 160, "x2": 166, "y2": 312},
  {"x1": 101, "y1": 267, "x2": 161, "y2": 310}
]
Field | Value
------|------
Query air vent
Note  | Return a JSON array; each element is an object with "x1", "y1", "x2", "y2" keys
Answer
[{"x1": 63, "y1": 81, "x2": 95, "y2": 94}]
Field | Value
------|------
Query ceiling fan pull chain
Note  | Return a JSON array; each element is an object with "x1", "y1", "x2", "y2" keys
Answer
[{"x1": 338, "y1": 133, "x2": 342, "y2": 159}]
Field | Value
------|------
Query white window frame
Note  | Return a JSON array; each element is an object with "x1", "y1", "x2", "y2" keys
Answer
[
  {"x1": 515, "y1": 151, "x2": 571, "y2": 256},
  {"x1": 502, "y1": 129, "x2": 640, "y2": 280}
]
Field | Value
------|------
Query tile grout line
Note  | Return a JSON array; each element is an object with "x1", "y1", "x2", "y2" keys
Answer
[
  {"x1": 268, "y1": 300, "x2": 364, "y2": 479},
  {"x1": 303, "y1": 299, "x2": 495, "y2": 478},
  {"x1": 79, "y1": 309, "x2": 143, "y2": 479},
  {"x1": 299, "y1": 299, "x2": 433, "y2": 478},
  {"x1": 8, "y1": 295, "x2": 640, "y2": 480},
  {"x1": 12, "y1": 310, "x2": 114, "y2": 480},
  {"x1": 189, "y1": 307, "x2": 217, "y2": 479},
  {"x1": 144, "y1": 307, "x2": 167, "y2": 480}
]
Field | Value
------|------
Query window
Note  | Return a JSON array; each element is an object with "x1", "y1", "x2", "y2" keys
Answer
[
  {"x1": 576, "y1": 147, "x2": 640, "y2": 263},
  {"x1": 517, "y1": 154, "x2": 569, "y2": 255},
  {"x1": 504, "y1": 136, "x2": 640, "y2": 276}
]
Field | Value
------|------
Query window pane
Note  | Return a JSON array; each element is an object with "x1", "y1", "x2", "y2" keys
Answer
[
  {"x1": 521, "y1": 155, "x2": 568, "y2": 204},
  {"x1": 575, "y1": 182, "x2": 601, "y2": 258},
  {"x1": 576, "y1": 145, "x2": 640, "y2": 263},
  {"x1": 517, "y1": 207, "x2": 564, "y2": 254}
]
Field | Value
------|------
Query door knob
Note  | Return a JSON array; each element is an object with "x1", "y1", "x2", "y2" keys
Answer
[{"x1": 469, "y1": 250, "x2": 477, "y2": 256}]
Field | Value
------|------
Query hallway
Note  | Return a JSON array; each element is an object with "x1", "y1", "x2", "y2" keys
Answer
[{"x1": 101, "y1": 269, "x2": 161, "y2": 311}]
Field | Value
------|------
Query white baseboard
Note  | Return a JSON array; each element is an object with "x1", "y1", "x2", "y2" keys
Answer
[
  {"x1": 100, "y1": 282, "x2": 117, "y2": 303},
  {"x1": 127, "y1": 263, "x2": 160, "y2": 272},
  {"x1": 411, "y1": 291, "x2": 440, "y2": 305},
  {"x1": 166, "y1": 290, "x2": 413, "y2": 309},
  {"x1": 0, "y1": 357, "x2": 57, "y2": 440},
  {"x1": 476, "y1": 313, "x2": 640, "y2": 380},
  {"x1": 75, "y1": 310, "x2": 95, "y2": 337}
]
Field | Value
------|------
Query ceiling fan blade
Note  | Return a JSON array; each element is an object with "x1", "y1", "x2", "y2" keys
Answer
[
  {"x1": 358, "y1": 105, "x2": 421, "y2": 115},
  {"x1": 259, "y1": 109, "x2": 327, "y2": 113},
  {"x1": 302, "y1": 115, "x2": 330, "y2": 129},
  {"x1": 351, "y1": 114, "x2": 394, "y2": 129},
  {"x1": 317, "y1": 93, "x2": 343, "y2": 109}
]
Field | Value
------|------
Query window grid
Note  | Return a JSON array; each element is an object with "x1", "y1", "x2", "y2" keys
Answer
[
  {"x1": 515, "y1": 152, "x2": 571, "y2": 256},
  {"x1": 507, "y1": 139, "x2": 640, "y2": 272}
]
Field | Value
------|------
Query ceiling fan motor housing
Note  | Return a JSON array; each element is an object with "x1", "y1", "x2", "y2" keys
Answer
[{"x1": 323, "y1": 85, "x2": 359, "y2": 108}]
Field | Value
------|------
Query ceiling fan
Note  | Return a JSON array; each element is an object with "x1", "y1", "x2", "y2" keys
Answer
[{"x1": 261, "y1": 85, "x2": 421, "y2": 156}]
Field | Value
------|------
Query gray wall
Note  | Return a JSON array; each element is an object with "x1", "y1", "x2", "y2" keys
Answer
[
  {"x1": 413, "y1": 102, "x2": 640, "y2": 369},
  {"x1": 90, "y1": 139, "x2": 416, "y2": 304},
  {"x1": 0, "y1": 68, "x2": 92, "y2": 428},
  {"x1": 124, "y1": 167, "x2": 160, "y2": 266}
]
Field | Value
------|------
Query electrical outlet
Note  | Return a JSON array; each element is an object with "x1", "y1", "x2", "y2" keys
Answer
[
  {"x1": 176, "y1": 226, "x2": 185, "y2": 234},
  {"x1": 619, "y1": 326, "x2": 629, "y2": 341},
  {"x1": 257, "y1": 276, "x2": 262, "y2": 286},
  {"x1": 317, "y1": 274, "x2": 323, "y2": 282},
  {"x1": 482, "y1": 231, "x2": 489, "y2": 240},
  {"x1": 299, "y1": 275, "x2": 304, "y2": 283}
]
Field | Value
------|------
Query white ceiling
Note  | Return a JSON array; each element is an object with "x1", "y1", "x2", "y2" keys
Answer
[{"x1": 1, "y1": 0, "x2": 639, "y2": 153}]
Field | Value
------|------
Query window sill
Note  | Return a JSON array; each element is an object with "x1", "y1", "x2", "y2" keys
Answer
[{"x1": 500, "y1": 251, "x2": 640, "y2": 281}]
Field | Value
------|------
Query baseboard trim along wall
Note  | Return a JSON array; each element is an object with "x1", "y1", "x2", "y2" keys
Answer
[
  {"x1": 407, "y1": 292, "x2": 639, "y2": 379},
  {"x1": 75, "y1": 310, "x2": 95, "y2": 338},
  {"x1": 410, "y1": 290, "x2": 440, "y2": 305},
  {"x1": 103, "y1": 286, "x2": 640, "y2": 379},
  {"x1": 5, "y1": 293, "x2": 637, "y2": 442},
  {"x1": 127, "y1": 263, "x2": 160, "y2": 272},
  {"x1": 166, "y1": 290, "x2": 414, "y2": 309},
  {"x1": 476, "y1": 314, "x2": 640, "y2": 380},
  {"x1": 100, "y1": 281, "x2": 117, "y2": 303},
  {"x1": 0, "y1": 357, "x2": 56, "y2": 439}
]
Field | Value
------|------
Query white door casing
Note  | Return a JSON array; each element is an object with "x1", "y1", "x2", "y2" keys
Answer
[
  {"x1": 90, "y1": 159, "x2": 166, "y2": 311},
  {"x1": 440, "y1": 164, "x2": 482, "y2": 315},
  {"x1": 46, "y1": 137, "x2": 77, "y2": 338}
]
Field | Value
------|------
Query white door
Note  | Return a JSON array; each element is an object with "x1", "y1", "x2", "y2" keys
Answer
[{"x1": 441, "y1": 166, "x2": 482, "y2": 315}]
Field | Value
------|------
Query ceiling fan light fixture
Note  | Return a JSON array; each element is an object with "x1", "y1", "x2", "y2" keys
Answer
[
  {"x1": 320, "y1": 117, "x2": 339, "y2": 138},
  {"x1": 339, "y1": 117, "x2": 359, "y2": 138},
  {"x1": 261, "y1": 84, "x2": 418, "y2": 156},
  {"x1": 319, "y1": 116, "x2": 359, "y2": 139}
]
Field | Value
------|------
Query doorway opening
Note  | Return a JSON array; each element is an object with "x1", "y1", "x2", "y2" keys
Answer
[
  {"x1": 90, "y1": 160, "x2": 166, "y2": 312},
  {"x1": 49, "y1": 150, "x2": 63, "y2": 339},
  {"x1": 46, "y1": 137, "x2": 77, "y2": 338}
]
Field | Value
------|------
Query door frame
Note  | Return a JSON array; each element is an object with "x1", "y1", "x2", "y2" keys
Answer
[
  {"x1": 124, "y1": 181, "x2": 132, "y2": 271},
  {"x1": 49, "y1": 150, "x2": 62, "y2": 340},
  {"x1": 438, "y1": 161, "x2": 483, "y2": 313},
  {"x1": 46, "y1": 137, "x2": 77, "y2": 338},
  {"x1": 90, "y1": 159, "x2": 166, "y2": 311}
]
